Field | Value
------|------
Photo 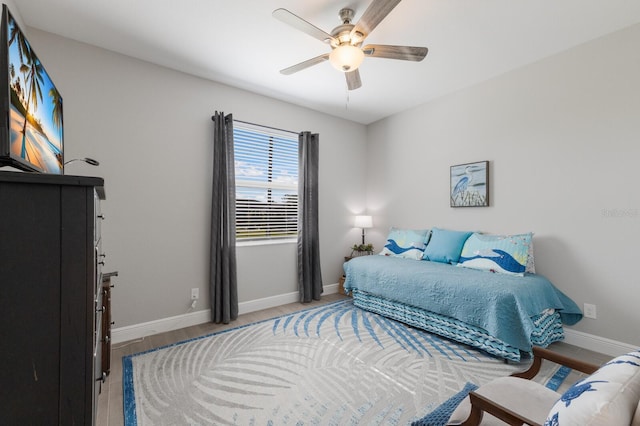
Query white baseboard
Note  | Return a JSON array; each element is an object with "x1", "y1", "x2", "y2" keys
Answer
[
  {"x1": 111, "y1": 309, "x2": 211, "y2": 345},
  {"x1": 112, "y1": 283, "x2": 339, "y2": 344},
  {"x1": 114, "y1": 283, "x2": 637, "y2": 357},
  {"x1": 563, "y1": 329, "x2": 637, "y2": 357},
  {"x1": 238, "y1": 283, "x2": 339, "y2": 314},
  {"x1": 237, "y1": 291, "x2": 298, "y2": 315}
]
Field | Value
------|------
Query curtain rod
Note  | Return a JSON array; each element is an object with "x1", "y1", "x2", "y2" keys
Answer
[{"x1": 233, "y1": 118, "x2": 299, "y2": 136}]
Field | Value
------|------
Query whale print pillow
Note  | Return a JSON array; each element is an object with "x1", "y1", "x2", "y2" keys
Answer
[
  {"x1": 457, "y1": 232, "x2": 532, "y2": 276},
  {"x1": 544, "y1": 350, "x2": 640, "y2": 426},
  {"x1": 379, "y1": 228, "x2": 430, "y2": 260}
]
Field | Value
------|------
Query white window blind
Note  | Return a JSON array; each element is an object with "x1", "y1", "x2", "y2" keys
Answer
[{"x1": 233, "y1": 122, "x2": 298, "y2": 241}]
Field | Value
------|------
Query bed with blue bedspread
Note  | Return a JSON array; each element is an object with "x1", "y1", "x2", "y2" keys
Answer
[{"x1": 343, "y1": 255, "x2": 582, "y2": 361}]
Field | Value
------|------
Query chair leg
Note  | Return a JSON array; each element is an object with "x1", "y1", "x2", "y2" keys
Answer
[{"x1": 460, "y1": 405, "x2": 483, "y2": 426}]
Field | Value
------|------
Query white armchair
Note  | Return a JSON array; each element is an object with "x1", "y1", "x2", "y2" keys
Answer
[{"x1": 447, "y1": 346, "x2": 640, "y2": 426}]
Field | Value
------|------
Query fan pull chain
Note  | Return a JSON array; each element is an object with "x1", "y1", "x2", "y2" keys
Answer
[{"x1": 345, "y1": 84, "x2": 350, "y2": 110}]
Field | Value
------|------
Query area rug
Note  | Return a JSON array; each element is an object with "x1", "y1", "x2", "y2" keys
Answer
[{"x1": 123, "y1": 299, "x2": 566, "y2": 425}]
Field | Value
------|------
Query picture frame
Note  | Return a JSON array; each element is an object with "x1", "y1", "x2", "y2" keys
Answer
[{"x1": 450, "y1": 161, "x2": 489, "y2": 207}]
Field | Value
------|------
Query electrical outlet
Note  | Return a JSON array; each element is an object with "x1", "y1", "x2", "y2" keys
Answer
[
  {"x1": 583, "y1": 303, "x2": 597, "y2": 319},
  {"x1": 191, "y1": 288, "x2": 199, "y2": 300}
]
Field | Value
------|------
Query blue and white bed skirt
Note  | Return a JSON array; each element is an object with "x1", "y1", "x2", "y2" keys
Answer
[{"x1": 351, "y1": 290, "x2": 565, "y2": 361}]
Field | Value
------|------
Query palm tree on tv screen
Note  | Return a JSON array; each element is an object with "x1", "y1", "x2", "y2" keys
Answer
[
  {"x1": 9, "y1": 16, "x2": 47, "y2": 161},
  {"x1": 8, "y1": 18, "x2": 29, "y2": 64},
  {"x1": 49, "y1": 87, "x2": 62, "y2": 142},
  {"x1": 19, "y1": 57, "x2": 44, "y2": 158}
]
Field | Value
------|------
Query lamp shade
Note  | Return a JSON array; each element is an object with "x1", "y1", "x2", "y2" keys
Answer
[
  {"x1": 354, "y1": 215, "x2": 373, "y2": 229},
  {"x1": 329, "y1": 44, "x2": 365, "y2": 72}
]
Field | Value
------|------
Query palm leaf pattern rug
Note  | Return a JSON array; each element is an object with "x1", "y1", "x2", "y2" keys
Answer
[{"x1": 123, "y1": 299, "x2": 562, "y2": 425}]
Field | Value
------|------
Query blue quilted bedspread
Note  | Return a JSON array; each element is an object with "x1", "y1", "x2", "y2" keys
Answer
[{"x1": 343, "y1": 255, "x2": 582, "y2": 352}]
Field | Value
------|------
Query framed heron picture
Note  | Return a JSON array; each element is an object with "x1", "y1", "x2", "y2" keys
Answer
[{"x1": 450, "y1": 161, "x2": 489, "y2": 207}]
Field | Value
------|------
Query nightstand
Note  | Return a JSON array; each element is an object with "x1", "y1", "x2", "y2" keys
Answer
[{"x1": 340, "y1": 253, "x2": 375, "y2": 295}]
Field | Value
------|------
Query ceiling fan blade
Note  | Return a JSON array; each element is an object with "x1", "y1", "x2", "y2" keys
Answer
[
  {"x1": 350, "y1": 0, "x2": 402, "y2": 40},
  {"x1": 280, "y1": 53, "x2": 330, "y2": 75},
  {"x1": 273, "y1": 8, "x2": 336, "y2": 44},
  {"x1": 362, "y1": 44, "x2": 428, "y2": 61},
  {"x1": 346, "y1": 69, "x2": 362, "y2": 90}
]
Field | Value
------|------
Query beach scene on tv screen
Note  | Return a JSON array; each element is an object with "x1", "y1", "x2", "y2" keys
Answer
[{"x1": 8, "y1": 13, "x2": 63, "y2": 174}]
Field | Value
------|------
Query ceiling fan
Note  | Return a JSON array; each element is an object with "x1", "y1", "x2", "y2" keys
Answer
[{"x1": 273, "y1": 0, "x2": 428, "y2": 90}]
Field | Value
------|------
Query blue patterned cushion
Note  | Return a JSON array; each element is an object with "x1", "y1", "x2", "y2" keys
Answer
[
  {"x1": 422, "y1": 228, "x2": 472, "y2": 264},
  {"x1": 379, "y1": 228, "x2": 430, "y2": 260},
  {"x1": 544, "y1": 350, "x2": 640, "y2": 426},
  {"x1": 457, "y1": 232, "x2": 532, "y2": 276}
]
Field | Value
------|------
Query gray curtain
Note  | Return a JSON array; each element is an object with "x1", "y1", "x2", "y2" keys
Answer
[
  {"x1": 210, "y1": 112, "x2": 238, "y2": 323},
  {"x1": 297, "y1": 131, "x2": 323, "y2": 302}
]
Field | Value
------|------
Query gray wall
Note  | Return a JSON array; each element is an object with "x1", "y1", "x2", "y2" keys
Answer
[
  {"x1": 366, "y1": 24, "x2": 640, "y2": 346},
  {"x1": 23, "y1": 29, "x2": 368, "y2": 328},
  {"x1": 16, "y1": 22, "x2": 640, "y2": 347}
]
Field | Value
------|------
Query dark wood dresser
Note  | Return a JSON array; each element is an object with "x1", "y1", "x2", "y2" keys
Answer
[
  {"x1": 101, "y1": 271, "x2": 118, "y2": 376},
  {"x1": 0, "y1": 170, "x2": 106, "y2": 424}
]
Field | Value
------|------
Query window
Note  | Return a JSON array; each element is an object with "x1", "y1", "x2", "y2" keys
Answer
[{"x1": 233, "y1": 122, "x2": 298, "y2": 242}]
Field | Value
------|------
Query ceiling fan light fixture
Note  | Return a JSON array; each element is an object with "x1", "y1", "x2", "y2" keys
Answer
[
  {"x1": 274, "y1": 3, "x2": 429, "y2": 88},
  {"x1": 329, "y1": 44, "x2": 364, "y2": 72}
]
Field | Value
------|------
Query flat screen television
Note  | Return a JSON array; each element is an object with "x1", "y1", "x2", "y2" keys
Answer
[{"x1": 0, "y1": 4, "x2": 63, "y2": 174}]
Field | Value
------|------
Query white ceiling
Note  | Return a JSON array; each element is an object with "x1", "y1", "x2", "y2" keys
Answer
[{"x1": 15, "y1": 0, "x2": 640, "y2": 124}]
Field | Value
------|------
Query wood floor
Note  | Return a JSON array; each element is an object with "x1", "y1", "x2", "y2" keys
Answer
[{"x1": 97, "y1": 293, "x2": 610, "y2": 426}]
